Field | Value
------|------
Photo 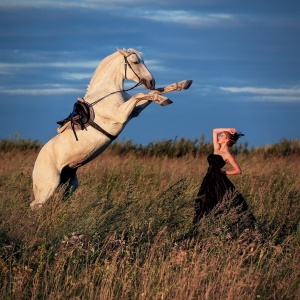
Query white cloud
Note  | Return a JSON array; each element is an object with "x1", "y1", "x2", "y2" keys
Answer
[
  {"x1": 143, "y1": 59, "x2": 168, "y2": 72},
  {"x1": 0, "y1": 87, "x2": 83, "y2": 96},
  {"x1": 0, "y1": 61, "x2": 99, "y2": 71},
  {"x1": 0, "y1": 58, "x2": 165, "y2": 74},
  {"x1": 220, "y1": 86, "x2": 300, "y2": 95},
  {"x1": 141, "y1": 11, "x2": 234, "y2": 27},
  {"x1": 220, "y1": 86, "x2": 300, "y2": 102},
  {"x1": 253, "y1": 96, "x2": 300, "y2": 102},
  {"x1": 0, "y1": 56, "x2": 168, "y2": 95},
  {"x1": 0, "y1": 1, "x2": 236, "y2": 27},
  {"x1": 0, "y1": 0, "x2": 144, "y2": 10},
  {"x1": 60, "y1": 72, "x2": 92, "y2": 81}
]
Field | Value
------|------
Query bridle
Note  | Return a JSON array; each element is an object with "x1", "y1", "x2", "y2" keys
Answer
[
  {"x1": 88, "y1": 52, "x2": 143, "y2": 108},
  {"x1": 124, "y1": 53, "x2": 143, "y2": 85}
]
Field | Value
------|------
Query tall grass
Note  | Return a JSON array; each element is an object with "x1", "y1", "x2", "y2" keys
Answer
[{"x1": 0, "y1": 138, "x2": 299, "y2": 299}]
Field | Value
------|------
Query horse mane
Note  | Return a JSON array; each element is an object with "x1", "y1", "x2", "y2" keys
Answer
[{"x1": 88, "y1": 51, "x2": 120, "y2": 88}]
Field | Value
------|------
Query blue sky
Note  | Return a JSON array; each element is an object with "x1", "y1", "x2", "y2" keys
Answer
[{"x1": 0, "y1": 0, "x2": 299, "y2": 147}]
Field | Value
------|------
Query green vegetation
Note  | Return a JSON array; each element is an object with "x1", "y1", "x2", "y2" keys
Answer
[
  {"x1": 0, "y1": 134, "x2": 41, "y2": 153},
  {"x1": 110, "y1": 135, "x2": 300, "y2": 157},
  {"x1": 0, "y1": 137, "x2": 299, "y2": 299}
]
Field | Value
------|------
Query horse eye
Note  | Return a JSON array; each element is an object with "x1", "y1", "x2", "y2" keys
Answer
[{"x1": 133, "y1": 61, "x2": 139, "y2": 64}]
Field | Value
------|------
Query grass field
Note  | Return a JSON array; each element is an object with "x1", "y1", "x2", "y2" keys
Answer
[{"x1": 0, "y1": 138, "x2": 299, "y2": 299}]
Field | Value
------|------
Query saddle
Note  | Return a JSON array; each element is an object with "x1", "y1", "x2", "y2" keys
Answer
[{"x1": 57, "y1": 98, "x2": 116, "y2": 141}]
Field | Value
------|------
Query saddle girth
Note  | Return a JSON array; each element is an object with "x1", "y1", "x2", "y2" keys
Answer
[{"x1": 56, "y1": 99, "x2": 117, "y2": 141}]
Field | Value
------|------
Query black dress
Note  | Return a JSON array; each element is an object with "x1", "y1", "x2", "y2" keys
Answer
[{"x1": 193, "y1": 153, "x2": 254, "y2": 224}]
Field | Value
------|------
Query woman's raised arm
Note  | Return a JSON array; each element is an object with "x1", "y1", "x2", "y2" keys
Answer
[{"x1": 212, "y1": 128, "x2": 236, "y2": 151}]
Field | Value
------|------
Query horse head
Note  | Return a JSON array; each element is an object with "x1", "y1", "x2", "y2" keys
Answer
[{"x1": 118, "y1": 48, "x2": 155, "y2": 90}]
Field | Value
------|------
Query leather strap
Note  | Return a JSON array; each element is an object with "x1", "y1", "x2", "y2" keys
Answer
[{"x1": 88, "y1": 119, "x2": 117, "y2": 140}]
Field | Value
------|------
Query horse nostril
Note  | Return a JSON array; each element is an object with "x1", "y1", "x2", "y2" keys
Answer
[
  {"x1": 150, "y1": 79, "x2": 155, "y2": 90},
  {"x1": 142, "y1": 78, "x2": 155, "y2": 90}
]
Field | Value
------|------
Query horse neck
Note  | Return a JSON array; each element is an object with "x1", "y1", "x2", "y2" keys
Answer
[{"x1": 84, "y1": 53, "x2": 124, "y2": 103}]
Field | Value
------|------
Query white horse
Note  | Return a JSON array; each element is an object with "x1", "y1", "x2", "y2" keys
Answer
[{"x1": 31, "y1": 48, "x2": 192, "y2": 209}]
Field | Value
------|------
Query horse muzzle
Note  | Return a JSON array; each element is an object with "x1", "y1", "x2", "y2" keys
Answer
[{"x1": 141, "y1": 78, "x2": 155, "y2": 90}]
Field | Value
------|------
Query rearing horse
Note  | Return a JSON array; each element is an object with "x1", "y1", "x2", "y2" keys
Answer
[{"x1": 31, "y1": 48, "x2": 192, "y2": 209}]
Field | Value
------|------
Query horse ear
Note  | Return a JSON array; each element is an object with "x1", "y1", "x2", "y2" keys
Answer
[{"x1": 117, "y1": 48, "x2": 128, "y2": 57}]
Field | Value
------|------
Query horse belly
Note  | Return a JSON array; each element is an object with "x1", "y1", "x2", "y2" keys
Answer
[
  {"x1": 68, "y1": 142, "x2": 112, "y2": 168},
  {"x1": 50, "y1": 131, "x2": 112, "y2": 168}
]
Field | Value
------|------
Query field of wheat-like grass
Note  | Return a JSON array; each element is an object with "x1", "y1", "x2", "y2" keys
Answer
[{"x1": 0, "y1": 138, "x2": 299, "y2": 299}]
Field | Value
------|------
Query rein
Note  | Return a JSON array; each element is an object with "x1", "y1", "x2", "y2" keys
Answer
[
  {"x1": 58, "y1": 52, "x2": 143, "y2": 141},
  {"x1": 87, "y1": 81, "x2": 141, "y2": 108}
]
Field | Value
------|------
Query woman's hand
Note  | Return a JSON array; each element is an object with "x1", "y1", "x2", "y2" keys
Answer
[{"x1": 228, "y1": 128, "x2": 236, "y2": 134}]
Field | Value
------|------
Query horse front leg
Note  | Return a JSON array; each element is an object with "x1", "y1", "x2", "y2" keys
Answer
[
  {"x1": 112, "y1": 79, "x2": 193, "y2": 124},
  {"x1": 135, "y1": 93, "x2": 173, "y2": 106},
  {"x1": 130, "y1": 79, "x2": 193, "y2": 112},
  {"x1": 150, "y1": 80, "x2": 193, "y2": 95},
  {"x1": 129, "y1": 80, "x2": 193, "y2": 118},
  {"x1": 113, "y1": 93, "x2": 173, "y2": 123}
]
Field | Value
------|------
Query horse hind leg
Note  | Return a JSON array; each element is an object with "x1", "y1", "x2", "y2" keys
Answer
[
  {"x1": 60, "y1": 166, "x2": 79, "y2": 200},
  {"x1": 31, "y1": 162, "x2": 61, "y2": 210}
]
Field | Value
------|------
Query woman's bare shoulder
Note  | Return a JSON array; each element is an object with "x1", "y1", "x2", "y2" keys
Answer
[{"x1": 219, "y1": 150, "x2": 232, "y2": 163}]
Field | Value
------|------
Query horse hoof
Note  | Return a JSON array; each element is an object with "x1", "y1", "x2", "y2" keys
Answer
[
  {"x1": 30, "y1": 202, "x2": 43, "y2": 210},
  {"x1": 160, "y1": 99, "x2": 173, "y2": 106},
  {"x1": 183, "y1": 80, "x2": 193, "y2": 90}
]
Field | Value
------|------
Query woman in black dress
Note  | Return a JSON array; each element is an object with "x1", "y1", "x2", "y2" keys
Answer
[{"x1": 193, "y1": 128, "x2": 255, "y2": 225}]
